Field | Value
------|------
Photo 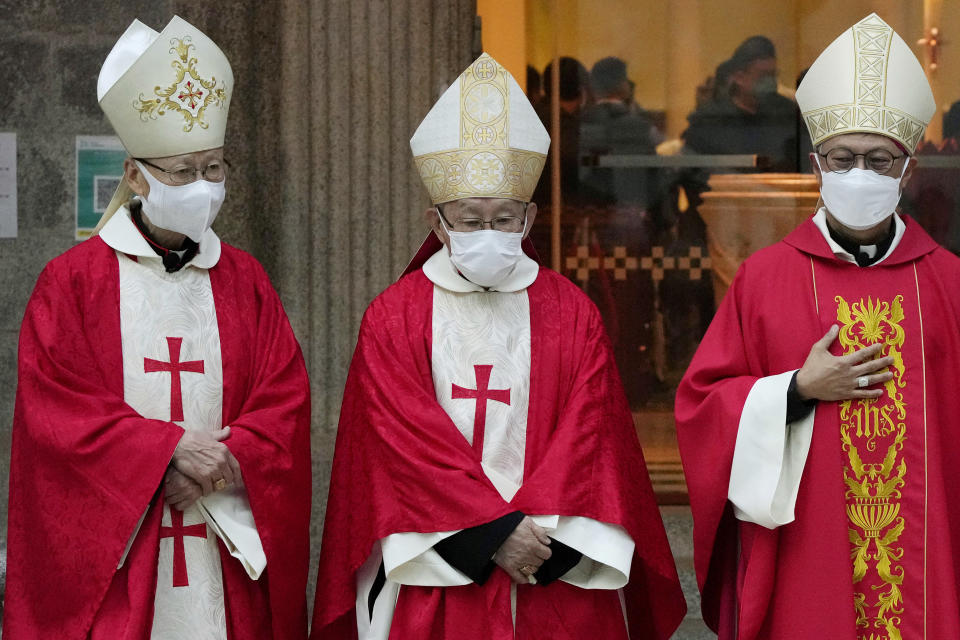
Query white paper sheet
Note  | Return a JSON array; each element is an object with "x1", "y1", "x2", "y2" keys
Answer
[{"x1": 0, "y1": 133, "x2": 16, "y2": 239}]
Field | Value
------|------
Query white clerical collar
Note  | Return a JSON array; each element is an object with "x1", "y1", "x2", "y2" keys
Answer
[
  {"x1": 422, "y1": 247, "x2": 539, "y2": 293},
  {"x1": 812, "y1": 208, "x2": 904, "y2": 267},
  {"x1": 99, "y1": 205, "x2": 221, "y2": 269}
]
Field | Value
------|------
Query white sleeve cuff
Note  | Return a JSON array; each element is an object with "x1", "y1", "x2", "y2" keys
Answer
[
  {"x1": 729, "y1": 370, "x2": 815, "y2": 529},
  {"x1": 532, "y1": 515, "x2": 635, "y2": 589},
  {"x1": 381, "y1": 530, "x2": 471, "y2": 586},
  {"x1": 197, "y1": 486, "x2": 266, "y2": 579},
  {"x1": 356, "y1": 542, "x2": 398, "y2": 640}
]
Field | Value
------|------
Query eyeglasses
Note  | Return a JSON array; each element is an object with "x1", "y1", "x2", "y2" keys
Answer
[
  {"x1": 817, "y1": 147, "x2": 905, "y2": 175},
  {"x1": 137, "y1": 158, "x2": 229, "y2": 185},
  {"x1": 438, "y1": 205, "x2": 527, "y2": 233}
]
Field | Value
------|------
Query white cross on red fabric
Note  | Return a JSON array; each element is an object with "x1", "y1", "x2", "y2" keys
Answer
[
  {"x1": 160, "y1": 509, "x2": 208, "y2": 587},
  {"x1": 451, "y1": 364, "x2": 511, "y2": 457},
  {"x1": 144, "y1": 337, "x2": 205, "y2": 422}
]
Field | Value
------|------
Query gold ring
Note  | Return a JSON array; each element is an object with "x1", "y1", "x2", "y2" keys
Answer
[
  {"x1": 519, "y1": 564, "x2": 536, "y2": 576},
  {"x1": 214, "y1": 478, "x2": 227, "y2": 491}
]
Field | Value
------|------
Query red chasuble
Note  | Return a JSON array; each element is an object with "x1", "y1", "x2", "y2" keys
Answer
[
  {"x1": 311, "y1": 251, "x2": 685, "y2": 639},
  {"x1": 5, "y1": 237, "x2": 312, "y2": 640},
  {"x1": 676, "y1": 215, "x2": 960, "y2": 639}
]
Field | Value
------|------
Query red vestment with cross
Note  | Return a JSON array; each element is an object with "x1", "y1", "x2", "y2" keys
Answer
[
  {"x1": 144, "y1": 337, "x2": 205, "y2": 422},
  {"x1": 451, "y1": 364, "x2": 511, "y2": 457},
  {"x1": 160, "y1": 508, "x2": 207, "y2": 587}
]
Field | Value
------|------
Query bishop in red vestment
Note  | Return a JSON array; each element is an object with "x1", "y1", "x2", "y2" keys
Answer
[
  {"x1": 676, "y1": 14, "x2": 960, "y2": 640},
  {"x1": 311, "y1": 53, "x2": 684, "y2": 640},
  {"x1": 5, "y1": 16, "x2": 311, "y2": 640}
]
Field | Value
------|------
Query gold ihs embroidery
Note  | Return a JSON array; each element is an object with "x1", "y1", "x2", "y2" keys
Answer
[{"x1": 836, "y1": 295, "x2": 907, "y2": 640}]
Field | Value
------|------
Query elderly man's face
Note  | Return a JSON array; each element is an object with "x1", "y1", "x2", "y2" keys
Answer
[{"x1": 428, "y1": 197, "x2": 538, "y2": 251}]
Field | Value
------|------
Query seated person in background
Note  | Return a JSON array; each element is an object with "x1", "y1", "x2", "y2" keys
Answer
[
  {"x1": 943, "y1": 100, "x2": 960, "y2": 143},
  {"x1": 683, "y1": 35, "x2": 799, "y2": 172},
  {"x1": 527, "y1": 64, "x2": 544, "y2": 109},
  {"x1": 580, "y1": 56, "x2": 663, "y2": 207},
  {"x1": 532, "y1": 56, "x2": 590, "y2": 206}
]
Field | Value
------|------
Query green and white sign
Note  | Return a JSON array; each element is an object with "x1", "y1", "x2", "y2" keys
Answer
[{"x1": 76, "y1": 135, "x2": 126, "y2": 240}]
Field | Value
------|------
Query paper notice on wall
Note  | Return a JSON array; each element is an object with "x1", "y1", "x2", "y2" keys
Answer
[
  {"x1": 76, "y1": 135, "x2": 127, "y2": 241},
  {"x1": 0, "y1": 132, "x2": 16, "y2": 239}
]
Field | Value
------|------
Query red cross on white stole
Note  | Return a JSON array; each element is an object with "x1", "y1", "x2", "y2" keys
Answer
[
  {"x1": 160, "y1": 508, "x2": 208, "y2": 587},
  {"x1": 451, "y1": 364, "x2": 511, "y2": 458},
  {"x1": 144, "y1": 337, "x2": 205, "y2": 422}
]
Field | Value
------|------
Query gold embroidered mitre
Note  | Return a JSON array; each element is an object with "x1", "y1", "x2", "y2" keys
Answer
[
  {"x1": 98, "y1": 16, "x2": 233, "y2": 158},
  {"x1": 796, "y1": 13, "x2": 935, "y2": 153},
  {"x1": 410, "y1": 53, "x2": 550, "y2": 204}
]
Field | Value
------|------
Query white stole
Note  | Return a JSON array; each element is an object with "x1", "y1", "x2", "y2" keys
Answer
[
  {"x1": 104, "y1": 207, "x2": 266, "y2": 638},
  {"x1": 118, "y1": 253, "x2": 229, "y2": 640}
]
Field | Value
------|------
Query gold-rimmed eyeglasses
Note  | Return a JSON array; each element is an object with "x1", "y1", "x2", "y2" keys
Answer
[{"x1": 137, "y1": 158, "x2": 229, "y2": 185}]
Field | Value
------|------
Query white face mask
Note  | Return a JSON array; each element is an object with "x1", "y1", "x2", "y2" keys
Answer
[
  {"x1": 439, "y1": 209, "x2": 527, "y2": 288},
  {"x1": 817, "y1": 155, "x2": 908, "y2": 231},
  {"x1": 136, "y1": 161, "x2": 226, "y2": 243}
]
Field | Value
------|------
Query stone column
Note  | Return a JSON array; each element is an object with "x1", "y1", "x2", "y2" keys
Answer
[{"x1": 269, "y1": 0, "x2": 478, "y2": 592}]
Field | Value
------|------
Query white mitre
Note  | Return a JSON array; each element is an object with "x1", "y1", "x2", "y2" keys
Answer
[
  {"x1": 797, "y1": 13, "x2": 934, "y2": 153},
  {"x1": 410, "y1": 53, "x2": 550, "y2": 204},
  {"x1": 98, "y1": 15, "x2": 233, "y2": 158}
]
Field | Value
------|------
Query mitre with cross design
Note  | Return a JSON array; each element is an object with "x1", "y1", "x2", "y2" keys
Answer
[
  {"x1": 796, "y1": 13, "x2": 935, "y2": 153},
  {"x1": 98, "y1": 15, "x2": 233, "y2": 158},
  {"x1": 410, "y1": 53, "x2": 551, "y2": 204}
]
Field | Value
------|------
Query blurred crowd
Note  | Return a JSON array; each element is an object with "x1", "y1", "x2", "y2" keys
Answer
[{"x1": 525, "y1": 35, "x2": 960, "y2": 409}]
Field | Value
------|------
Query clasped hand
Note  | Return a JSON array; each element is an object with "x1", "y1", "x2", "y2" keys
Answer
[
  {"x1": 493, "y1": 516, "x2": 553, "y2": 584},
  {"x1": 168, "y1": 428, "x2": 242, "y2": 509},
  {"x1": 795, "y1": 325, "x2": 894, "y2": 402}
]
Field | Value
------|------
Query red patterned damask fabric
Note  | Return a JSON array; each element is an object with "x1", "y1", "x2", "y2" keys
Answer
[
  {"x1": 6, "y1": 237, "x2": 311, "y2": 639},
  {"x1": 676, "y1": 215, "x2": 960, "y2": 639},
  {"x1": 311, "y1": 246, "x2": 685, "y2": 640}
]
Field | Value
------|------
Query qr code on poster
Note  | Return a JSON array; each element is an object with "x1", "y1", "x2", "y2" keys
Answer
[{"x1": 94, "y1": 175, "x2": 122, "y2": 213}]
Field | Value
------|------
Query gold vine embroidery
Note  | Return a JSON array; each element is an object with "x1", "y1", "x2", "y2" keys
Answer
[
  {"x1": 132, "y1": 36, "x2": 228, "y2": 132},
  {"x1": 836, "y1": 295, "x2": 907, "y2": 640}
]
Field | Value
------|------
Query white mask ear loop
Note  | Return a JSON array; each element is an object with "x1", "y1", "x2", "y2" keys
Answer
[
  {"x1": 896, "y1": 154, "x2": 911, "y2": 180},
  {"x1": 437, "y1": 205, "x2": 452, "y2": 233}
]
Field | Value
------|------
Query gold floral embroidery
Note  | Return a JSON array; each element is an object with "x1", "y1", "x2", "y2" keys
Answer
[
  {"x1": 132, "y1": 36, "x2": 228, "y2": 133},
  {"x1": 836, "y1": 295, "x2": 906, "y2": 640}
]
